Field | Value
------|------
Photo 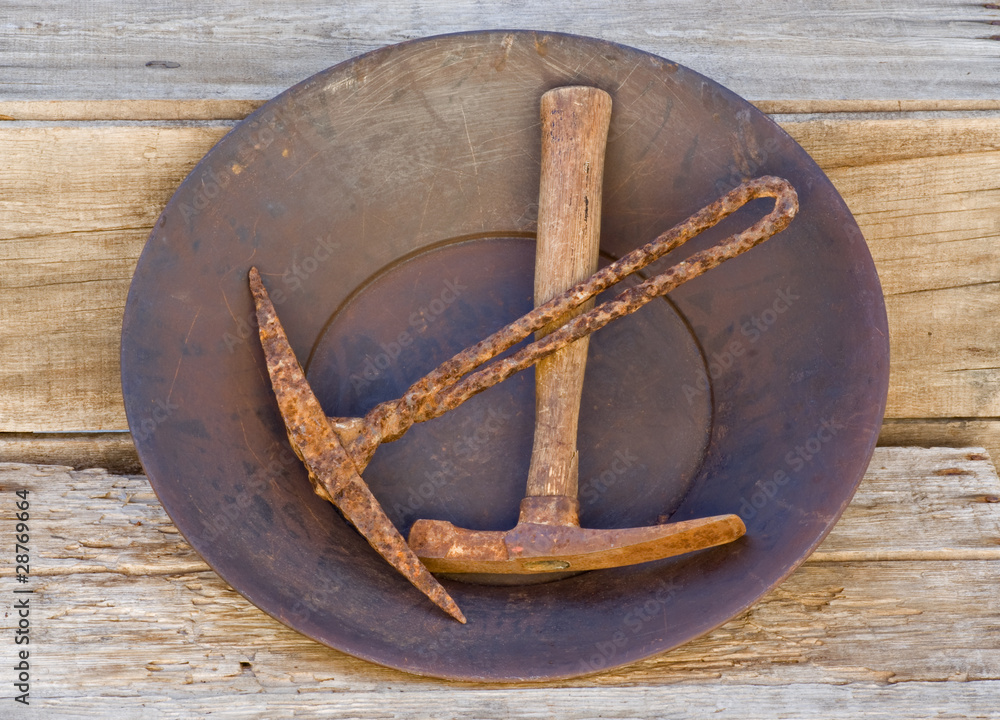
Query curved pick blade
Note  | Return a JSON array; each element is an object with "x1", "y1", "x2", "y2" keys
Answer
[{"x1": 248, "y1": 267, "x2": 466, "y2": 624}]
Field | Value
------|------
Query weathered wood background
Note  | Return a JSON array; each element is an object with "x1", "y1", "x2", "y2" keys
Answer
[
  {"x1": 2, "y1": 448, "x2": 999, "y2": 717},
  {"x1": 4, "y1": 2, "x2": 1000, "y2": 468},
  {"x1": 1, "y1": 2, "x2": 999, "y2": 717}
]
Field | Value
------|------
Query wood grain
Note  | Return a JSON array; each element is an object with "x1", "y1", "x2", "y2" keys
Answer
[
  {"x1": 880, "y1": 418, "x2": 1000, "y2": 462},
  {"x1": 1, "y1": 2, "x2": 999, "y2": 104},
  {"x1": 0, "y1": 433, "x2": 141, "y2": 474},
  {"x1": 0, "y1": 125, "x2": 229, "y2": 432},
  {"x1": 31, "y1": 684, "x2": 1000, "y2": 720},
  {"x1": 527, "y1": 87, "x2": 610, "y2": 501},
  {"x1": 783, "y1": 119, "x2": 1000, "y2": 418},
  {"x1": 3, "y1": 117, "x2": 999, "y2": 433},
  {"x1": 0, "y1": 100, "x2": 262, "y2": 121},
  {"x1": 3, "y1": 7, "x2": 998, "y2": 717},
  {"x1": 0, "y1": 447, "x2": 997, "y2": 717}
]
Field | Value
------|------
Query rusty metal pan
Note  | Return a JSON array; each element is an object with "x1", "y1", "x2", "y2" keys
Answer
[{"x1": 121, "y1": 31, "x2": 889, "y2": 681}]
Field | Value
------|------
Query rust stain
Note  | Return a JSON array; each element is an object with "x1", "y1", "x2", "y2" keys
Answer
[
  {"x1": 493, "y1": 33, "x2": 515, "y2": 71},
  {"x1": 934, "y1": 468, "x2": 971, "y2": 476},
  {"x1": 324, "y1": 176, "x2": 797, "y2": 473},
  {"x1": 247, "y1": 175, "x2": 795, "y2": 618},
  {"x1": 411, "y1": 511, "x2": 745, "y2": 575},
  {"x1": 249, "y1": 267, "x2": 466, "y2": 624}
]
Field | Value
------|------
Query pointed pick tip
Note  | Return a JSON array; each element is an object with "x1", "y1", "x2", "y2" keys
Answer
[
  {"x1": 411, "y1": 563, "x2": 467, "y2": 623},
  {"x1": 389, "y1": 559, "x2": 468, "y2": 624},
  {"x1": 441, "y1": 596, "x2": 467, "y2": 624},
  {"x1": 248, "y1": 266, "x2": 263, "y2": 291},
  {"x1": 246, "y1": 268, "x2": 464, "y2": 623}
]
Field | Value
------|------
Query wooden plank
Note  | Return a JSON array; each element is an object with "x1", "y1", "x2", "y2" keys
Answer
[
  {"x1": 0, "y1": 447, "x2": 997, "y2": 716},
  {"x1": 33, "y1": 683, "x2": 1000, "y2": 720},
  {"x1": 880, "y1": 419, "x2": 1000, "y2": 463},
  {"x1": 0, "y1": 100, "x2": 262, "y2": 122},
  {"x1": 0, "y1": 126, "x2": 229, "y2": 431},
  {"x1": 7, "y1": 412, "x2": 1000, "y2": 486},
  {"x1": 781, "y1": 118, "x2": 1000, "y2": 170},
  {"x1": 812, "y1": 446, "x2": 1000, "y2": 558},
  {"x1": 2, "y1": 118, "x2": 999, "y2": 431},
  {"x1": 16, "y1": 565, "x2": 1000, "y2": 689},
  {"x1": 0, "y1": 433, "x2": 141, "y2": 474},
  {"x1": 1, "y1": 1, "x2": 999, "y2": 104},
  {"x1": 0, "y1": 448, "x2": 993, "y2": 579},
  {"x1": 782, "y1": 118, "x2": 1000, "y2": 419},
  {"x1": 760, "y1": 99, "x2": 1000, "y2": 114}
]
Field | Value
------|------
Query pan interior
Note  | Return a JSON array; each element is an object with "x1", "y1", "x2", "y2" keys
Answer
[
  {"x1": 305, "y1": 235, "x2": 713, "y2": 539},
  {"x1": 121, "y1": 31, "x2": 889, "y2": 681}
]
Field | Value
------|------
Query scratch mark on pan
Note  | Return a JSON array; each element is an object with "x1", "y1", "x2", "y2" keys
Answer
[
  {"x1": 166, "y1": 356, "x2": 183, "y2": 407},
  {"x1": 411, "y1": 160, "x2": 475, "y2": 179},
  {"x1": 615, "y1": 61, "x2": 642, "y2": 91},
  {"x1": 286, "y1": 149, "x2": 323, "y2": 181},
  {"x1": 253, "y1": 359, "x2": 269, "y2": 389},
  {"x1": 460, "y1": 103, "x2": 485, "y2": 229},
  {"x1": 416, "y1": 171, "x2": 440, "y2": 237},
  {"x1": 240, "y1": 420, "x2": 266, "y2": 469},
  {"x1": 571, "y1": 52, "x2": 599, "y2": 80},
  {"x1": 221, "y1": 289, "x2": 239, "y2": 326},
  {"x1": 165, "y1": 308, "x2": 201, "y2": 404},
  {"x1": 183, "y1": 307, "x2": 201, "y2": 344},
  {"x1": 339, "y1": 88, "x2": 399, "y2": 133},
  {"x1": 478, "y1": 121, "x2": 542, "y2": 147}
]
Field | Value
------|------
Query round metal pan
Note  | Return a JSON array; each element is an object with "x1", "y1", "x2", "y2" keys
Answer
[{"x1": 121, "y1": 31, "x2": 889, "y2": 681}]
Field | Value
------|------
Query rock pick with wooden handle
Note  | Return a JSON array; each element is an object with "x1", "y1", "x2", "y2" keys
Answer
[{"x1": 408, "y1": 86, "x2": 747, "y2": 576}]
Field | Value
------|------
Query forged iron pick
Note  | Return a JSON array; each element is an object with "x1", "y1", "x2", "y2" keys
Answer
[
  {"x1": 249, "y1": 267, "x2": 466, "y2": 624},
  {"x1": 326, "y1": 175, "x2": 798, "y2": 475},
  {"x1": 249, "y1": 174, "x2": 796, "y2": 621},
  {"x1": 410, "y1": 85, "x2": 745, "y2": 576}
]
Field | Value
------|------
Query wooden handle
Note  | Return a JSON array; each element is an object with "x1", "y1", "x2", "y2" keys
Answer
[{"x1": 523, "y1": 86, "x2": 612, "y2": 516}]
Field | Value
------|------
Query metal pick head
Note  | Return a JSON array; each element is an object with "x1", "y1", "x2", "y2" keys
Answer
[
  {"x1": 249, "y1": 267, "x2": 466, "y2": 623},
  {"x1": 409, "y1": 512, "x2": 746, "y2": 575}
]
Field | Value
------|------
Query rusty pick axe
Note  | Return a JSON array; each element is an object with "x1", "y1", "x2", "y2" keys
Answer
[
  {"x1": 407, "y1": 86, "x2": 747, "y2": 576},
  {"x1": 249, "y1": 267, "x2": 467, "y2": 623}
]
